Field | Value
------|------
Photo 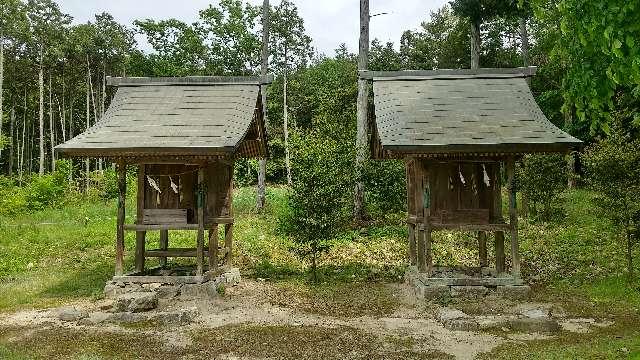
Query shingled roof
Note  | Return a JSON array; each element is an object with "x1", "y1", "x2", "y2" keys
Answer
[
  {"x1": 365, "y1": 68, "x2": 582, "y2": 158},
  {"x1": 56, "y1": 76, "x2": 272, "y2": 159}
]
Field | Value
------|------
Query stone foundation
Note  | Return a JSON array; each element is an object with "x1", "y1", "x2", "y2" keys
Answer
[
  {"x1": 407, "y1": 266, "x2": 531, "y2": 301},
  {"x1": 103, "y1": 268, "x2": 241, "y2": 312}
]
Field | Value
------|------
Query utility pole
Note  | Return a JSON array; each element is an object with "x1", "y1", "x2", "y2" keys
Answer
[
  {"x1": 257, "y1": 0, "x2": 270, "y2": 211},
  {"x1": 354, "y1": 0, "x2": 370, "y2": 223}
]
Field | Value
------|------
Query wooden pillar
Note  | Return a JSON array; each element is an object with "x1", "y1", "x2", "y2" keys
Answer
[
  {"x1": 196, "y1": 167, "x2": 205, "y2": 277},
  {"x1": 415, "y1": 161, "x2": 427, "y2": 272},
  {"x1": 406, "y1": 159, "x2": 417, "y2": 266},
  {"x1": 494, "y1": 162, "x2": 506, "y2": 274},
  {"x1": 135, "y1": 165, "x2": 146, "y2": 273},
  {"x1": 478, "y1": 231, "x2": 488, "y2": 267},
  {"x1": 115, "y1": 162, "x2": 126, "y2": 276},
  {"x1": 208, "y1": 225, "x2": 219, "y2": 272},
  {"x1": 159, "y1": 230, "x2": 168, "y2": 267},
  {"x1": 225, "y1": 173, "x2": 234, "y2": 266},
  {"x1": 506, "y1": 159, "x2": 521, "y2": 279}
]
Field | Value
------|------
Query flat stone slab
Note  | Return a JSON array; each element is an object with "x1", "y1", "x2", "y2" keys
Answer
[{"x1": 114, "y1": 293, "x2": 159, "y2": 313}]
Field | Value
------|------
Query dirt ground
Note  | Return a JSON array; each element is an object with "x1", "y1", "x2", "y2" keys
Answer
[{"x1": 0, "y1": 280, "x2": 618, "y2": 360}]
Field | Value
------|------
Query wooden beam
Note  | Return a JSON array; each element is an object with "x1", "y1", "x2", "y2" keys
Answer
[
  {"x1": 478, "y1": 231, "x2": 488, "y2": 268},
  {"x1": 209, "y1": 225, "x2": 219, "y2": 272},
  {"x1": 225, "y1": 174, "x2": 234, "y2": 266},
  {"x1": 494, "y1": 162, "x2": 506, "y2": 274},
  {"x1": 418, "y1": 276, "x2": 523, "y2": 287},
  {"x1": 159, "y1": 230, "x2": 169, "y2": 267},
  {"x1": 431, "y1": 223, "x2": 511, "y2": 232},
  {"x1": 415, "y1": 161, "x2": 426, "y2": 272},
  {"x1": 107, "y1": 75, "x2": 275, "y2": 87},
  {"x1": 115, "y1": 162, "x2": 127, "y2": 276},
  {"x1": 196, "y1": 168, "x2": 205, "y2": 276},
  {"x1": 135, "y1": 165, "x2": 146, "y2": 274},
  {"x1": 507, "y1": 158, "x2": 521, "y2": 279},
  {"x1": 125, "y1": 224, "x2": 199, "y2": 231},
  {"x1": 406, "y1": 159, "x2": 417, "y2": 265}
]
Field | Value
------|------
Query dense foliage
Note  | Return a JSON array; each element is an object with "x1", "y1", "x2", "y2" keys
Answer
[{"x1": 517, "y1": 154, "x2": 568, "y2": 221}]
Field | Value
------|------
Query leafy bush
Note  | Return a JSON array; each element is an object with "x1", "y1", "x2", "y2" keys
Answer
[
  {"x1": 517, "y1": 154, "x2": 568, "y2": 221},
  {"x1": 279, "y1": 130, "x2": 354, "y2": 281},
  {"x1": 583, "y1": 127, "x2": 640, "y2": 280},
  {"x1": 363, "y1": 160, "x2": 406, "y2": 216}
]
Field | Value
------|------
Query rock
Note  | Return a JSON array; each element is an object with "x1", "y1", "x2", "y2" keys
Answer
[
  {"x1": 156, "y1": 285, "x2": 180, "y2": 299},
  {"x1": 107, "y1": 312, "x2": 147, "y2": 324},
  {"x1": 152, "y1": 309, "x2": 198, "y2": 326},
  {"x1": 56, "y1": 307, "x2": 89, "y2": 322},
  {"x1": 496, "y1": 285, "x2": 531, "y2": 300},
  {"x1": 521, "y1": 308, "x2": 550, "y2": 320},
  {"x1": 450, "y1": 286, "x2": 489, "y2": 299},
  {"x1": 78, "y1": 312, "x2": 111, "y2": 326},
  {"x1": 222, "y1": 268, "x2": 241, "y2": 285},
  {"x1": 114, "y1": 293, "x2": 158, "y2": 313},
  {"x1": 96, "y1": 300, "x2": 115, "y2": 311},
  {"x1": 509, "y1": 317, "x2": 561, "y2": 333},
  {"x1": 476, "y1": 316, "x2": 510, "y2": 330},
  {"x1": 418, "y1": 285, "x2": 450, "y2": 301},
  {"x1": 437, "y1": 308, "x2": 469, "y2": 322},
  {"x1": 104, "y1": 283, "x2": 127, "y2": 299},
  {"x1": 180, "y1": 283, "x2": 218, "y2": 300},
  {"x1": 142, "y1": 283, "x2": 162, "y2": 291}
]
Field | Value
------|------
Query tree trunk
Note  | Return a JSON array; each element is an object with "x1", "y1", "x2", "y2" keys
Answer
[
  {"x1": 283, "y1": 48, "x2": 292, "y2": 186},
  {"x1": 9, "y1": 105, "x2": 15, "y2": 176},
  {"x1": 470, "y1": 20, "x2": 481, "y2": 70},
  {"x1": 86, "y1": 61, "x2": 91, "y2": 192},
  {"x1": 257, "y1": 0, "x2": 270, "y2": 211},
  {"x1": 354, "y1": 0, "x2": 370, "y2": 223},
  {"x1": 520, "y1": 17, "x2": 530, "y2": 85},
  {"x1": 0, "y1": 31, "x2": 4, "y2": 162},
  {"x1": 19, "y1": 91, "x2": 26, "y2": 183},
  {"x1": 38, "y1": 50, "x2": 45, "y2": 175},
  {"x1": 49, "y1": 74, "x2": 55, "y2": 171}
]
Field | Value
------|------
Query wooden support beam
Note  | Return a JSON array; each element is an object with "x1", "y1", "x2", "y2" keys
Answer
[
  {"x1": 135, "y1": 165, "x2": 146, "y2": 273},
  {"x1": 507, "y1": 159, "x2": 521, "y2": 279},
  {"x1": 408, "y1": 224, "x2": 416, "y2": 266},
  {"x1": 406, "y1": 159, "x2": 417, "y2": 266},
  {"x1": 493, "y1": 162, "x2": 506, "y2": 274},
  {"x1": 209, "y1": 225, "x2": 219, "y2": 272},
  {"x1": 196, "y1": 168, "x2": 205, "y2": 276},
  {"x1": 115, "y1": 162, "x2": 126, "y2": 276},
  {"x1": 224, "y1": 223, "x2": 233, "y2": 266},
  {"x1": 478, "y1": 231, "x2": 488, "y2": 267},
  {"x1": 425, "y1": 225, "x2": 433, "y2": 274},
  {"x1": 159, "y1": 230, "x2": 168, "y2": 267},
  {"x1": 415, "y1": 160, "x2": 427, "y2": 272}
]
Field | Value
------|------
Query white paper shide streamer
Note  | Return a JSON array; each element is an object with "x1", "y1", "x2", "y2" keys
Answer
[
  {"x1": 169, "y1": 177, "x2": 179, "y2": 194},
  {"x1": 482, "y1": 164, "x2": 490, "y2": 187},
  {"x1": 147, "y1": 176, "x2": 162, "y2": 193}
]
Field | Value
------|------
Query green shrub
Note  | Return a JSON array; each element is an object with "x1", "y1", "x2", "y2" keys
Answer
[
  {"x1": 280, "y1": 130, "x2": 354, "y2": 281},
  {"x1": 583, "y1": 127, "x2": 640, "y2": 280},
  {"x1": 363, "y1": 160, "x2": 406, "y2": 216},
  {"x1": 517, "y1": 154, "x2": 568, "y2": 221}
]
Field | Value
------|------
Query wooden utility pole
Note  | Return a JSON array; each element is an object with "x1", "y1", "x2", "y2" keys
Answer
[
  {"x1": 354, "y1": 0, "x2": 370, "y2": 222},
  {"x1": 257, "y1": 0, "x2": 270, "y2": 210}
]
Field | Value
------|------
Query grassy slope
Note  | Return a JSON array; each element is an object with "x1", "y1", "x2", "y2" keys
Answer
[{"x1": 1, "y1": 187, "x2": 639, "y2": 358}]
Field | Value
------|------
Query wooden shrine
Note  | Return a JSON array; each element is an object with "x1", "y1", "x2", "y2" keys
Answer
[
  {"x1": 56, "y1": 76, "x2": 271, "y2": 283},
  {"x1": 364, "y1": 67, "x2": 582, "y2": 285}
]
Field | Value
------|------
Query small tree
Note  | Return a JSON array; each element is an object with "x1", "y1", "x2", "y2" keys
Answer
[
  {"x1": 517, "y1": 154, "x2": 568, "y2": 221},
  {"x1": 583, "y1": 127, "x2": 640, "y2": 282},
  {"x1": 281, "y1": 130, "x2": 353, "y2": 282}
]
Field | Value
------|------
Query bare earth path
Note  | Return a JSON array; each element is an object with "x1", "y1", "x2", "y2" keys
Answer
[{"x1": 0, "y1": 280, "x2": 612, "y2": 360}]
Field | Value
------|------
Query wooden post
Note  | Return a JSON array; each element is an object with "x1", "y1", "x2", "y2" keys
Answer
[
  {"x1": 354, "y1": 0, "x2": 370, "y2": 222},
  {"x1": 415, "y1": 161, "x2": 427, "y2": 272},
  {"x1": 494, "y1": 163, "x2": 506, "y2": 274},
  {"x1": 256, "y1": 0, "x2": 270, "y2": 210},
  {"x1": 159, "y1": 230, "x2": 168, "y2": 267},
  {"x1": 135, "y1": 165, "x2": 146, "y2": 273},
  {"x1": 115, "y1": 162, "x2": 126, "y2": 276},
  {"x1": 406, "y1": 159, "x2": 417, "y2": 265},
  {"x1": 507, "y1": 159, "x2": 521, "y2": 279},
  {"x1": 196, "y1": 168, "x2": 205, "y2": 276},
  {"x1": 478, "y1": 231, "x2": 488, "y2": 268},
  {"x1": 225, "y1": 223, "x2": 233, "y2": 266},
  {"x1": 209, "y1": 225, "x2": 219, "y2": 272}
]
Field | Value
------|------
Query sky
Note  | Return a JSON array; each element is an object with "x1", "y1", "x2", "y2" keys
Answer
[{"x1": 56, "y1": 0, "x2": 450, "y2": 56}]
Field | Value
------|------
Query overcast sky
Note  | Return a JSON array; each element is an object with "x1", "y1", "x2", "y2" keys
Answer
[{"x1": 56, "y1": 0, "x2": 450, "y2": 56}]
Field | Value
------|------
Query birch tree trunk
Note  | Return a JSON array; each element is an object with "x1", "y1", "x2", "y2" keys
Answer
[
  {"x1": 354, "y1": 0, "x2": 370, "y2": 222},
  {"x1": 283, "y1": 46, "x2": 292, "y2": 186},
  {"x1": 256, "y1": 0, "x2": 270, "y2": 211},
  {"x1": 0, "y1": 31, "x2": 4, "y2": 161},
  {"x1": 49, "y1": 74, "x2": 55, "y2": 171},
  {"x1": 19, "y1": 91, "x2": 26, "y2": 183},
  {"x1": 470, "y1": 20, "x2": 481, "y2": 70},
  {"x1": 85, "y1": 66, "x2": 90, "y2": 192},
  {"x1": 38, "y1": 49, "x2": 45, "y2": 175},
  {"x1": 9, "y1": 105, "x2": 15, "y2": 176}
]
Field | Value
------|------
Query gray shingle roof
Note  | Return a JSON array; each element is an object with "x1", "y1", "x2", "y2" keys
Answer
[
  {"x1": 370, "y1": 69, "x2": 582, "y2": 156},
  {"x1": 56, "y1": 77, "x2": 269, "y2": 158}
]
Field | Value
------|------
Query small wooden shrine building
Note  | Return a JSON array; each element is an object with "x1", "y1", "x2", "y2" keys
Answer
[
  {"x1": 56, "y1": 76, "x2": 271, "y2": 283},
  {"x1": 364, "y1": 67, "x2": 581, "y2": 285}
]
